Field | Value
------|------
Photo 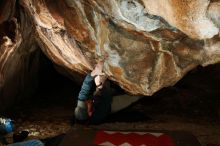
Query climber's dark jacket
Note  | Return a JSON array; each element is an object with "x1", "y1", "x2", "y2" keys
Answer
[{"x1": 77, "y1": 73, "x2": 112, "y2": 124}]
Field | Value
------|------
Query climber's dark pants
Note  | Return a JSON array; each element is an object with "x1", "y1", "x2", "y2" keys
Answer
[{"x1": 90, "y1": 82, "x2": 112, "y2": 124}]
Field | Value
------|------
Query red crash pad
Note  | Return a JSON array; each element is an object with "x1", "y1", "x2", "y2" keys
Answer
[
  {"x1": 59, "y1": 128, "x2": 201, "y2": 146},
  {"x1": 94, "y1": 130, "x2": 174, "y2": 146}
]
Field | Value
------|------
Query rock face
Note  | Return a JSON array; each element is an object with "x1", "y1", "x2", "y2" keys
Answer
[
  {"x1": 0, "y1": 0, "x2": 41, "y2": 111},
  {"x1": 0, "y1": 0, "x2": 220, "y2": 110}
]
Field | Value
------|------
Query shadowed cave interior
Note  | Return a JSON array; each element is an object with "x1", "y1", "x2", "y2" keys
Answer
[{"x1": 2, "y1": 50, "x2": 220, "y2": 146}]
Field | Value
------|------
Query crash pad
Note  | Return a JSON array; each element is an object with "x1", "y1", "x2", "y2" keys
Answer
[{"x1": 59, "y1": 128, "x2": 201, "y2": 146}]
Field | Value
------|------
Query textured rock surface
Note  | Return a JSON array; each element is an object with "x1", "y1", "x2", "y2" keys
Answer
[
  {"x1": 0, "y1": 0, "x2": 40, "y2": 111},
  {"x1": 0, "y1": 0, "x2": 220, "y2": 110}
]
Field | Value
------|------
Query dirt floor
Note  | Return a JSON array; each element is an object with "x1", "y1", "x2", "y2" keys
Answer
[{"x1": 2, "y1": 64, "x2": 220, "y2": 146}]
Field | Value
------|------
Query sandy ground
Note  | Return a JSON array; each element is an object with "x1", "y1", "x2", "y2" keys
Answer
[
  {"x1": 7, "y1": 89, "x2": 220, "y2": 146},
  {"x1": 3, "y1": 64, "x2": 220, "y2": 146},
  {"x1": 6, "y1": 97, "x2": 220, "y2": 146}
]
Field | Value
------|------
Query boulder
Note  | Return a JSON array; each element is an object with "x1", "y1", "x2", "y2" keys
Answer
[{"x1": 0, "y1": 0, "x2": 220, "y2": 110}]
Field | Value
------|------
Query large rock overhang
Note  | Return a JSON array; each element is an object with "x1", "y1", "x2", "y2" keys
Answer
[{"x1": 0, "y1": 0, "x2": 220, "y2": 110}]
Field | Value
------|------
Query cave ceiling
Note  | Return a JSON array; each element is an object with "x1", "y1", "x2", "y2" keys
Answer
[{"x1": 0, "y1": 0, "x2": 220, "y2": 103}]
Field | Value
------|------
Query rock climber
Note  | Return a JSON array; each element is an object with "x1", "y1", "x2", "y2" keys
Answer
[{"x1": 74, "y1": 60, "x2": 142, "y2": 124}]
